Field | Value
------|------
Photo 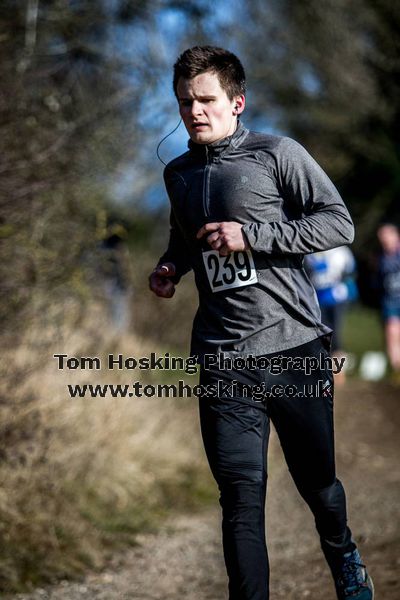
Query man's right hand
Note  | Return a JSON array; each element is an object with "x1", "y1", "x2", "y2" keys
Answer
[{"x1": 148, "y1": 262, "x2": 177, "y2": 298}]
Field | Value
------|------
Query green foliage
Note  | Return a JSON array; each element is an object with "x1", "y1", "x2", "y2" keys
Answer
[{"x1": 343, "y1": 304, "x2": 385, "y2": 358}]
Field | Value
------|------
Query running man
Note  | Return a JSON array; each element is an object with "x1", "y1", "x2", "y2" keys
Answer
[
  {"x1": 377, "y1": 222, "x2": 400, "y2": 377},
  {"x1": 149, "y1": 45, "x2": 373, "y2": 600}
]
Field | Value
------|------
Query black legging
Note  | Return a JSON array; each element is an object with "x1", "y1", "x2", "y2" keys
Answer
[{"x1": 198, "y1": 334, "x2": 355, "y2": 600}]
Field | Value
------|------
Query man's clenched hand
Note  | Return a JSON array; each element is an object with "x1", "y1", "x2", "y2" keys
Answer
[
  {"x1": 149, "y1": 262, "x2": 177, "y2": 298},
  {"x1": 197, "y1": 222, "x2": 250, "y2": 256}
]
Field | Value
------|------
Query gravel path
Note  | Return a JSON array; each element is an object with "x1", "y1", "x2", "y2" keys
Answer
[{"x1": 8, "y1": 380, "x2": 400, "y2": 599}]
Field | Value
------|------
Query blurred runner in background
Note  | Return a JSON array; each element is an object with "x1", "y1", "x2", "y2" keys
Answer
[
  {"x1": 305, "y1": 246, "x2": 358, "y2": 385},
  {"x1": 377, "y1": 223, "x2": 400, "y2": 379}
]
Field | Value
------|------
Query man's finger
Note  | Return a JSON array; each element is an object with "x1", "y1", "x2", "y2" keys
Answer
[
  {"x1": 149, "y1": 274, "x2": 175, "y2": 297},
  {"x1": 211, "y1": 238, "x2": 223, "y2": 250},
  {"x1": 218, "y1": 244, "x2": 231, "y2": 257},
  {"x1": 196, "y1": 222, "x2": 221, "y2": 239},
  {"x1": 206, "y1": 231, "x2": 220, "y2": 244},
  {"x1": 156, "y1": 281, "x2": 175, "y2": 297}
]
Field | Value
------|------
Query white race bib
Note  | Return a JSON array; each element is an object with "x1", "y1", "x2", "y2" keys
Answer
[{"x1": 202, "y1": 249, "x2": 258, "y2": 292}]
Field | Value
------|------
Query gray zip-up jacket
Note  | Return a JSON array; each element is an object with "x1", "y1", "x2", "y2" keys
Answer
[{"x1": 158, "y1": 120, "x2": 354, "y2": 364}]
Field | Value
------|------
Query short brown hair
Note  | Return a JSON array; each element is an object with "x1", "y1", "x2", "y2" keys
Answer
[{"x1": 173, "y1": 45, "x2": 246, "y2": 101}]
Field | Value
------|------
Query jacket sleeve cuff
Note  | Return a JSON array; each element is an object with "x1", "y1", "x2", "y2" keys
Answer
[{"x1": 242, "y1": 223, "x2": 273, "y2": 253}]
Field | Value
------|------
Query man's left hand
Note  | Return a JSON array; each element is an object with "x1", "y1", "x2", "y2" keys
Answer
[{"x1": 196, "y1": 222, "x2": 250, "y2": 256}]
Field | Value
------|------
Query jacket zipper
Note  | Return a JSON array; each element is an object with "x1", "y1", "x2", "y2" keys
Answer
[{"x1": 203, "y1": 145, "x2": 211, "y2": 217}]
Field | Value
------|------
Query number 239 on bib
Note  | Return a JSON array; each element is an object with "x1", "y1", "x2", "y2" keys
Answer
[{"x1": 202, "y1": 249, "x2": 258, "y2": 292}]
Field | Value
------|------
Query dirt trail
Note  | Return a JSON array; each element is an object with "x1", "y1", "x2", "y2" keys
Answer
[{"x1": 9, "y1": 380, "x2": 400, "y2": 599}]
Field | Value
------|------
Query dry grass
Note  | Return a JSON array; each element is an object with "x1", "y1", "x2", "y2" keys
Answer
[{"x1": 0, "y1": 299, "x2": 213, "y2": 593}]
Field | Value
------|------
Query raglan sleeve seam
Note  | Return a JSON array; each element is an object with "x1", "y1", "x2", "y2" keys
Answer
[{"x1": 242, "y1": 136, "x2": 355, "y2": 255}]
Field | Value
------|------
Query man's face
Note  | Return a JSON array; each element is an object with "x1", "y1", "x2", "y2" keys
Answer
[
  {"x1": 377, "y1": 225, "x2": 400, "y2": 254},
  {"x1": 176, "y1": 71, "x2": 243, "y2": 145}
]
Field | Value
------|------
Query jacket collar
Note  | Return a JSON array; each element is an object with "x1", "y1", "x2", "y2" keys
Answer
[{"x1": 188, "y1": 120, "x2": 249, "y2": 158}]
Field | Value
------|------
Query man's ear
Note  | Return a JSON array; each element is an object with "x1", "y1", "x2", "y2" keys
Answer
[{"x1": 233, "y1": 95, "x2": 245, "y2": 115}]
